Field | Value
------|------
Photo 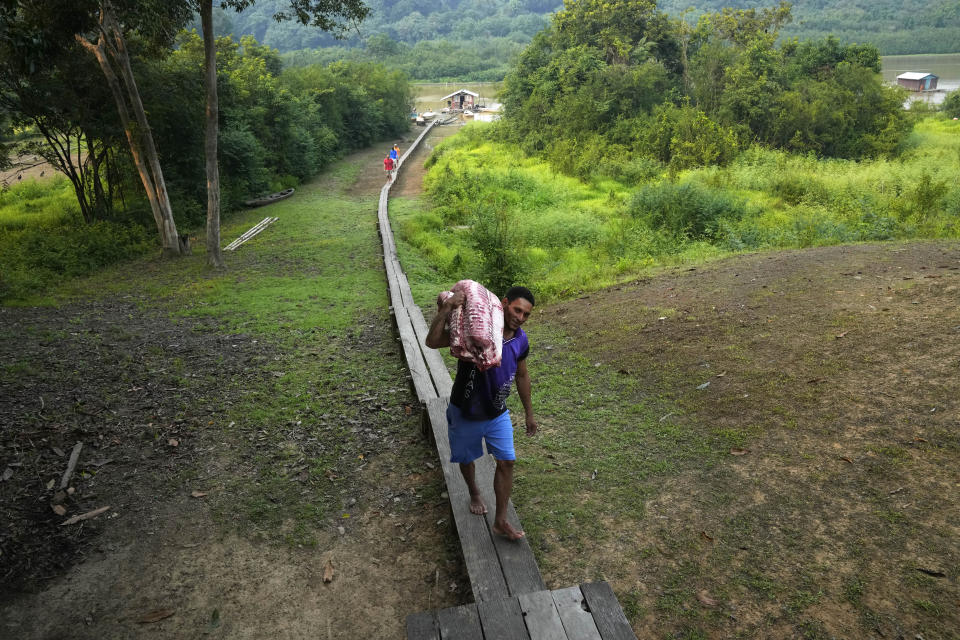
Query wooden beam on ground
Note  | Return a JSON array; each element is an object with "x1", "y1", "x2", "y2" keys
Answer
[
  {"x1": 477, "y1": 596, "x2": 530, "y2": 640},
  {"x1": 406, "y1": 611, "x2": 439, "y2": 640},
  {"x1": 580, "y1": 582, "x2": 637, "y2": 640},
  {"x1": 551, "y1": 586, "x2": 602, "y2": 640},
  {"x1": 473, "y1": 454, "x2": 545, "y2": 596},
  {"x1": 437, "y1": 603, "x2": 483, "y2": 640},
  {"x1": 517, "y1": 590, "x2": 567, "y2": 640}
]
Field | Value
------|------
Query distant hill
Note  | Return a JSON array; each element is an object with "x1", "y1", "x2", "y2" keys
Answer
[
  {"x1": 206, "y1": 0, "x2": 558, "y2": 51},
  {"x1": 205, "y1": 0, "x2": 960, "y2": 63}
]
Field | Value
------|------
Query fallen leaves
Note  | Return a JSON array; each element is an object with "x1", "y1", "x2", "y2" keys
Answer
[{"x1": 840, "y1": 456, "x2": 853, "y2": 464}]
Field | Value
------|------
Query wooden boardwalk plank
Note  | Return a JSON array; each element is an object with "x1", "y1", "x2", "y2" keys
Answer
[
  {"x1": 477, "y1": 597, "x2": 531, "y2": 640},
  {"x1": 426, "y1": 398, "x2": 510, "y2": 603},
  {"x1": 517, "y1": 590, "x2": 567, "y2": 640},
  {"x1": 552, "y1": 586, "x2": 601, "y2": 640},
  {"x1": 394, "y1": 303, "x2": 438, "y2": 403},
  {"x1": 474, "y1": 455, "x2": 546, "y2": 596},
  {"x1": 580, "y1": 582, "x2": 636, "y2": 640},
  {"x1": 437, "y1": 603, "x2": 483, "y2": 640},
  {"x1": 406, "y1": 611, "x2": 439, "y2": 640}
]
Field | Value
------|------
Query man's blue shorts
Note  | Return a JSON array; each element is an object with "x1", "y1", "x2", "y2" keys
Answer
[{"x1": 446, "y1": 403, "x2": 516, "y2": 463}]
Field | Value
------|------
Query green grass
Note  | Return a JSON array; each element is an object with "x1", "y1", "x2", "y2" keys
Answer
[
  {"x1": 21, "y1": 145, "x2": 424, "y2": 547},
  {"x1": 0, "y1": 176, "x2": 78, "y2": 229},
  {"x1": 399, "y1": 118, "x2": 960, "y2": 303}
]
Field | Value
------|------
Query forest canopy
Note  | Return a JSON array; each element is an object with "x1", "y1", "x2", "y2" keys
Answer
[
  {"x1": 499, "y1": 0, "x2": 910, "y2": 175},
  {"x1": 207, "y1": 0, "x2": 960, "y2": 81}
]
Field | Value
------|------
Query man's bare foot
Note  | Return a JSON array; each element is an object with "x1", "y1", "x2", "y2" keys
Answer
[
  {"x1": 469, "y1": 494, "x2": 488, "y2": 515},
  {"x1": 492, "y1": 521, "x2": 525, "y2": 540}
]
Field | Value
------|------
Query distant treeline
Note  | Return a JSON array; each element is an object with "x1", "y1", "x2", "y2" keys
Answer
[
  {"x1": 400, "y1": 0, "x2": 960, "y2": 295},
  {"x1": 209, "y1": 0, "x2": 960, "y2": 83}
]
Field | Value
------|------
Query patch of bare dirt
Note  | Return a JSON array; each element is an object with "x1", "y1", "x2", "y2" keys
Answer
[{"x1": 540, "y1": 241, "x2": 960, "y2": 638}]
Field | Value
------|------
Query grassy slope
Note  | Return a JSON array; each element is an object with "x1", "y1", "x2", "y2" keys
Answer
[
  {"x1": 391, "y1": 144, "x2": 960, "y2": 637},
  {"x1": 46, "y1": 159, "x2": 438, "y2": 546}
]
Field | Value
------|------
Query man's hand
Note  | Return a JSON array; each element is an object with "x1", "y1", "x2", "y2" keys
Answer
[
  {"x1": 525, "y1": 414, "x2": 538, "y2": 437},
  {"x1": 425, "y1": 289, "x2": 465, "y2": 349},
  {"x1": 440, "y1": 290, "x2": 465, "y2": 311}
]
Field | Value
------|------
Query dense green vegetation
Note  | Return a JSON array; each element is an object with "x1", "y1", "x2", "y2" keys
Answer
[
  {"x1": 502, "y1": 1, "x2": 909, "y2": 170},
  {"x1": 212, "y1": 0, "x2": 960, "y2": 83},
  {"x1": 0, "y1": 30, "x2": 411, "y2": 301},
  {"x1": 397, "y1": 118, "x2": 960, "y2": 299}
]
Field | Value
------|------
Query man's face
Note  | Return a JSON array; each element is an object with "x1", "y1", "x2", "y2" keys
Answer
[{"x1": 502, "y1": 297, "x2": 533, "y2": 332}]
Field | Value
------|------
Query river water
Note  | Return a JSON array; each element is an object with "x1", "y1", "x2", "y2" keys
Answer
[{"x1": 881, "y1": 53, "x2": 960, "y2": 105}]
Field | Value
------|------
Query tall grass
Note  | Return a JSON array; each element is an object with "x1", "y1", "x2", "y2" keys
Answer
[
  {"x1": 398, "y1": 119, "x2": 960, "y2": 301},
  {"x1": 0, "y1": 177, "x2": 78, "y2": 229},
  {"x1": 0, "y1": 177, "x2": 153, "y2": 302}
]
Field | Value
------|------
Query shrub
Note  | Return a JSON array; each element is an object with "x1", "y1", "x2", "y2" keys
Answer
[
  {"x1": 629, "y1": 181, "x2": 750, "y2": 240},
  {"x1": 0, "y1": 220, "x2": 153, "y2": 301},
  {"x1": 468, "y1": 196, "x2": 529, "y2": 295}
]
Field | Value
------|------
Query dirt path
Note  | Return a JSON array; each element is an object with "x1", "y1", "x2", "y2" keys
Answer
[{"x1": 0, "y1": 139, "x2": 469, "y2": 639}]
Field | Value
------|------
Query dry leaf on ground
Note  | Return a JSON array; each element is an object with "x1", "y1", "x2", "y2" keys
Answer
[{"x1": 137, "y1": 608, "x2": 175, "y2": 624}]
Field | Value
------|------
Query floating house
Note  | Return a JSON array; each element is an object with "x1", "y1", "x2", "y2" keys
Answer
[
  {"x1": 441, "y1": 89, "x2": 479, "y2": 111},
  {"x1": 897, "y1": 72, "x2": 939, "y2": 91}
]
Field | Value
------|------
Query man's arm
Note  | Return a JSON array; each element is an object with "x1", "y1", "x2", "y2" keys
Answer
[
  {"x1": 515, "y1": 358, "x2": 537, "y2": 436},
  {"x1": 424, "y1": 291, "x2": 464, "y2": 349}
]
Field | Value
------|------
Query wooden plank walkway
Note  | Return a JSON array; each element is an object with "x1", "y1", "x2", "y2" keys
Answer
[
  {"x1": 377, "y1": 122, "x2": 636, "y2": 639},
  {"x1": 406, "y1": 582, "x2": 635, "y2": 640}
]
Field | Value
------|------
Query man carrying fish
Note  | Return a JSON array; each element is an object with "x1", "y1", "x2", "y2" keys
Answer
[{"x1": 425, "y1": 284, "x2": 538, "y2": 541}]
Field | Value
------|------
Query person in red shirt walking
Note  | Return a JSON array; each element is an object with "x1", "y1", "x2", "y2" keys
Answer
[{"x1": 384, "y1": 154, "x2": 395, "y2": 183}]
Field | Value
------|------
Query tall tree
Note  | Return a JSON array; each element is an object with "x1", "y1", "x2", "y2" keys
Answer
[
  {"x1": 198, "y1": 0, "x2": 369, "y2": 269},
  {"x1": 75, "y1": 1, "x2": 193, "y2": 257}
]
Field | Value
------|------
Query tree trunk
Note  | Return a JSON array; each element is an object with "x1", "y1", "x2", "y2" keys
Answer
[
  {"x1": 201, "y1": 0, "x2": 224, "y2": 269},
  {"x1": 75, "y1": 5, "x2": 181, "y2": 257}
]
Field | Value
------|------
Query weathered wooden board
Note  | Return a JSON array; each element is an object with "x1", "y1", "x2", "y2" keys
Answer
[
  {"x1": 473, "y1": 455, "x2": 546, "y2": 596},
  {"x1": 579, "y1": 582, "x2": 637, "y2": 640},
  {"x1": 406, "y1": 611, "x2": 439, "y2": 640},
  {"x1": 552, "y1": 586, "x2": 602, "y2": 640},
  {"x1": 426, "y1": 397, "x2": 510, "y2": 603},
  {"x1": 394, "y1": 304, "x2": 438, "y2": 403},
  {"x1": 477, "y1": 597, "x2": 531, "y2": 640},
  {"x1": 517, "y1": 590, "x2": 567, "y2": 640},
  {"x1": 437, "y1": 603, "x2": 483, "y2": 640}
]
